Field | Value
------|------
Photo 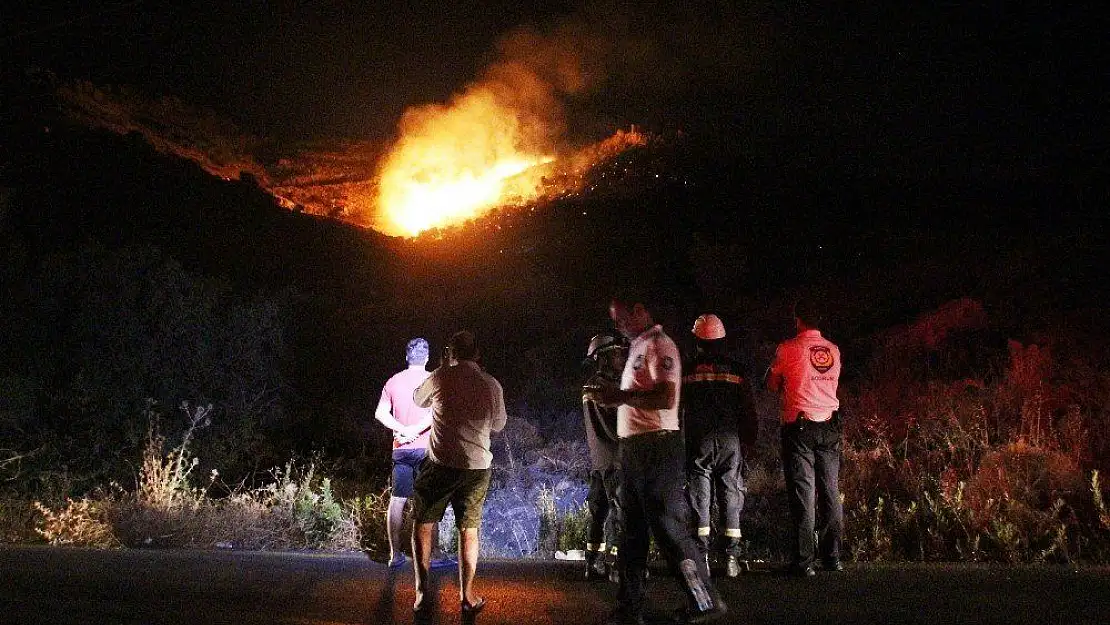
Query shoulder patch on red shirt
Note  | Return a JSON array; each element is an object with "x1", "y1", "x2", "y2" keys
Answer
[{"x1": 809, "y1": 345, "x2": 835, "y2": 373}]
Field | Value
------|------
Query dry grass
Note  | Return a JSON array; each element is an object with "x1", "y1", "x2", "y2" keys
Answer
[
  {"x1": 839, "y1": 337, "x2": 1110, "y2": 563},
  {"x1": 33, "y1": 403, "x2": 361, "y2": 552}
]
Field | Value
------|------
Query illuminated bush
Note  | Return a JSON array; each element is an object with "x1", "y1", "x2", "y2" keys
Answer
[{"x1": 33, "y1": 405, "x2": 361, "y2": 552}]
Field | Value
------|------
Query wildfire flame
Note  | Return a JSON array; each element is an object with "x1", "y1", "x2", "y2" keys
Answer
[
  {"x1": 54, "y1": 25, "x2": 652, "y2": 237},
  {"x1": 371, "y1": 64, "x2": 563, "y2": 236},
  {"x1": 370, "y1": 26, "x2": 618, "y2": 237},
  {"x1": 373, "y1": 88, "x2": 556, "y2": 236}
]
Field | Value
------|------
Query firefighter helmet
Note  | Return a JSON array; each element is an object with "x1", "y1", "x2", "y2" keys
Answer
[
  {"x1": 586, "y1": 334, "x2": 625, "y2": 359},
  {"x1": 692, "y1": 314, "x2": 726, "y2": 340}
]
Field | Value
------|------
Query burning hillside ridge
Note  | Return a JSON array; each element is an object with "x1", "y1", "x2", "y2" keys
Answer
[
  {"x1": 55, "y1": 79, "x2": 649, "y2": 237},
  {"x1": 52, "y1": 24, "x2": 652, "y2": 237}
]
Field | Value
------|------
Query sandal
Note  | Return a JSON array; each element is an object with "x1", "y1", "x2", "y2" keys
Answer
[{"x1": 461, "y1": 597, "x2": 486, "y2": 615}]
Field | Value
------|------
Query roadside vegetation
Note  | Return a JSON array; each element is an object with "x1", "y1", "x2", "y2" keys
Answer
[{"x1": 7, "y1": 299, "x2": 1110, "y2": 564}]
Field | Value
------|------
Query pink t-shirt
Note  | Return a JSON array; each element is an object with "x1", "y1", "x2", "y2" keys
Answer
[
  {"x1": 618, "y1": 325, "x2": 682, "y2": 438},
  {"x1": 378, "y1": 365, "x2": 432, "y2": 449},
  {"x1": 769, "y1": 329, "x2": 841, "y2": 423}
]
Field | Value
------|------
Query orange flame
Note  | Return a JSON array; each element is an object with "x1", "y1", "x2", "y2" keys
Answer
[{"x1": 373, "y1": 71, "x2": 564, "y2": 237}]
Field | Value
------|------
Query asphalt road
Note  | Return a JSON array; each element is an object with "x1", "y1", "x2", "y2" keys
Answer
[{"x1": 1, "y1": 546, "x2": 1107, "y2": 625}]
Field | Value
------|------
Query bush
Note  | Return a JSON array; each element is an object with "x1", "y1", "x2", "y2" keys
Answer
[
  {"x1": 34, "y1": 497, "x2": 119, "y2": 548},
  {"x1": 33, "y1": 405, "x2": 361, "y2": 552},
  {"x1": 839, "y1": 332, "x2": 1110, "y2": 563}
]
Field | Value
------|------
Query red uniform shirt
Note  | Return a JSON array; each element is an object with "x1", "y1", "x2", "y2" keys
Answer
[{"x1": 769, "y1": 329, "x2": 841, "y2": 423}]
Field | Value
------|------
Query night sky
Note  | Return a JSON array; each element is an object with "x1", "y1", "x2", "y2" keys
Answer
[{"x1": 6, "y1": 1, "x2": 1103, "y2": 175}]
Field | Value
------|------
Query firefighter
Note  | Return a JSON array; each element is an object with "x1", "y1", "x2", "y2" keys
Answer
[
  {"x1": 766, "y1": 299, "x2": 844, "y2": 577},
  {"x1": 681, "y1": 314, "x2": 757, "y2": 578},
  {"x1": 585, "y1": 297, "x2": 727, "y2": 625},
  {"x1": 581, "y1": 334, "x2": 628, "y2": 581}
]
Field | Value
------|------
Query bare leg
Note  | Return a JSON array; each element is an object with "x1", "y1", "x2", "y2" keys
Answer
[
  {"x1": 387, "y1": 496, "x2": 407, "y2": 563},
  {"x1": 430, "y1": 521, "x2": 442, "y2": 559},
  {"x1": 458, "y1": 527, "x2": 481, "y2": 605},
  {"x1": 412, "y1": 522, "x2": 435, "y2": 609}
]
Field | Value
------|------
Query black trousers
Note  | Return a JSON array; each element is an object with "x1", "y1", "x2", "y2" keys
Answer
[
  {"x1": 686, "y1": 431, "x2": 745, "y2": 555},
  {"x1": 618, "y1": 430, "x2": 715, "y2": 612},
  {"x1": 781, "y1": 414, "x2": 843, "y2": 568},
  {"x1": 587, "y1": 466, "x2": 622, "y2": 554}
]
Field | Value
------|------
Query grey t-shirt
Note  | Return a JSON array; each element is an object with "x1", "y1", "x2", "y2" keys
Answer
[{"x1": 413, "y1": 360, "x2": 508, "y2": 469}]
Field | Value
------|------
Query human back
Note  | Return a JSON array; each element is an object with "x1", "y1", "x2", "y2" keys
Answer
[
  {"x1": 421, "y1": 360, "x2": 506, "y2": 469},
  {"x1": 772, "y1": 330, "x2": 841, "y2": 423}
]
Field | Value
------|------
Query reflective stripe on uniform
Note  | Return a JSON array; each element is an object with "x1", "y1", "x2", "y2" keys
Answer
[
  {"x1": 682, "y1": 373, "x2": 744, "y2": 384},
  {"x1": 697, "y1": 526, "x2": 711, "y2": 537},
  {"x1": 724, "y1": 528, "x2": 743, "y2": 538},
  {"x1": 587, "y1": 542, "x2": 607, "y2": 552}
]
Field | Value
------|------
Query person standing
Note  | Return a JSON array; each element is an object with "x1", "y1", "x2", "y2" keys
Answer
[
  {"x1": 411, "y1": 331, "x2": 508, "y2": 616},
  {"x1": 374, "y1": 337, "x2": 434, "y2": 568},
  {"x1": 585, "y1": 298, "x2": 727, "y2": 625},
  {"x1": 682, "y1": 314, "x2": 757, "y2": 578},
  {"x1": 766, "y1": 299, "x2": 844, "y2": 577},
  {"x1": 581, "y1": 334, "x2": 628, "y2": 581}
]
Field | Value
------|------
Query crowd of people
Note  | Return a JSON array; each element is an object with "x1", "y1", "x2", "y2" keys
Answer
[{"x1": 371, "y1": 295, "x2": 843, "y2": 625}]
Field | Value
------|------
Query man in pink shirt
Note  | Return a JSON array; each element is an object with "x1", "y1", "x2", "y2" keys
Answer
[
  {"x1": 374, "y1": 337, "x2": 434, "y2": 568},
  {"x1": 766, "y1": 299, "x2": 844, "y2": 577}
]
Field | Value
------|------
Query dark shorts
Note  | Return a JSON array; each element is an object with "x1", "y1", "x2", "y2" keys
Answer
[
  {"x1": 411, "y1": 459, "x2": 492, "y2": 529},
  {"x1": 391, "y1": 448, "x2": 428, "y2": 499}
]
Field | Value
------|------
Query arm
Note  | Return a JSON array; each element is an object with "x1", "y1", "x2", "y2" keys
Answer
[
  {"x1": 490, "y1": 379, "x2": 508, "y2": 433},
  {"x1": 765, "y1": 346, "x2": 785, "y2": 393},
  {"x1": 613, "y1": 380, "x2": 677, "y2": 411},
  {"x1": 413, "y1": 373, "x2": 436, "y2": 409},
  {"x1": 595, "y1": 403, "x2": 620, "y2": 443},
  {"x1": 373, "y1": 389, "x2": 416, "y2": 437}
]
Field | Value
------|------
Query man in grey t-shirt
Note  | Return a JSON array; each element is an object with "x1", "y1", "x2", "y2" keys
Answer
[{"x1": 410, "y1": 330, "x2": 507, "y2": 617}]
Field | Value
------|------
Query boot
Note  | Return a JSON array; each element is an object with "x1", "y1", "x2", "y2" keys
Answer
[
  {"x1": 725, "y1": 555, "x2": 742, "y2": 578},
  {"x1": 606, "y1": 552, "x2": 620, "y2": 584},
  {"x1": 585, "y1": 551, "x2": 607, "y2": 581}
]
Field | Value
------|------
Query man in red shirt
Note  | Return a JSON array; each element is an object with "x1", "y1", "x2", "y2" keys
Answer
[
  {"x1": 374, "y1": 338, "x2": 434, "y2": 568},
  {"x1": 766, "y1": 299, "x2": 844, "y2": 577}
]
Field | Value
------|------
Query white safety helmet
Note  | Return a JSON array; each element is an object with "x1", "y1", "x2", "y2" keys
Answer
[{"x1": 692, "y1": 314, "x2": 726, "y2": 340}]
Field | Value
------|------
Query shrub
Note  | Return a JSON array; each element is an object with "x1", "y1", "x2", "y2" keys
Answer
[
  {"x1": 34, "y1": 497, "x2": 119, "y2": 548},
  {"x1": 33, "y1": 404, "x2": 361, "y2": 552}
]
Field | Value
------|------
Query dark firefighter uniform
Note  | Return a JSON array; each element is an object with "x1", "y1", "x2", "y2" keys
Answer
[
  {"x1": 582, "y1": 335, "x2": 626, "y2": 580},
  {"x1": 681, "y1": 347, "x2": 757, "y2": 567}
]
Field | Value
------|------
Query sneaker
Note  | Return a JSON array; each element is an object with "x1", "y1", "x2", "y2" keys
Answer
[
  {"x1": 388, "y1": 555, "x2": 408, "y2": 569},
  {"x1": 820, "y1": 558, "x2": 844, "y2": 572},
  {"x1": 430, "y1": 556, "x2": 457, "y2": 570}
]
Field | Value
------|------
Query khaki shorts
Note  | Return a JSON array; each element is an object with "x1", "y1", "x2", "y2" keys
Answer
[{"x1": 411, "y1": 459, "x2": 492, "y2": 529}]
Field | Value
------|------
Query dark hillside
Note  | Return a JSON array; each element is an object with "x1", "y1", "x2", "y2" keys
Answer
[{"x1": 2, "y1": 70, "x2": 1107, "y2": 487}]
